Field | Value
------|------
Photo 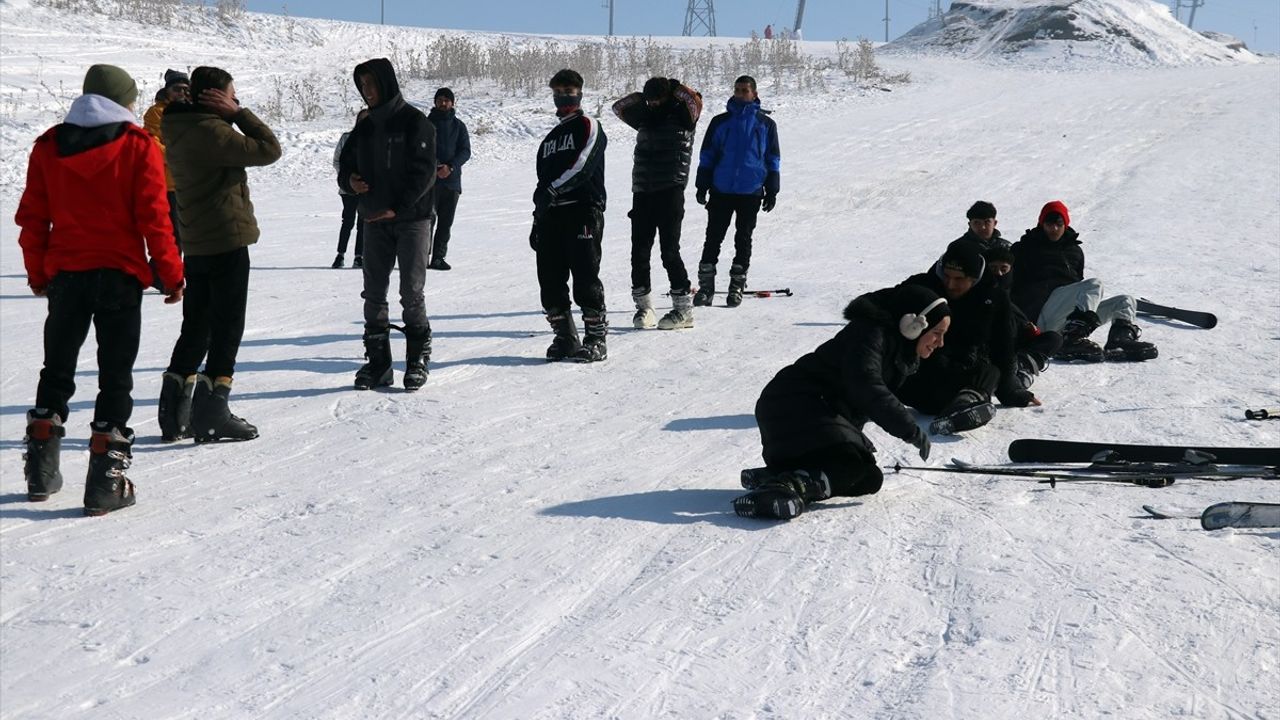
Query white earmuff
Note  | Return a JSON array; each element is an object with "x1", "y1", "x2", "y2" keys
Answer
[{"x1": 899, "y1": 298, "x2": 946, "y2": 340}]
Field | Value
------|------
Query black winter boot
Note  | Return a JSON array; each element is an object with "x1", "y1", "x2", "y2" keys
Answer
[
  {"x1": 191, "y1": 375, "x2": 258, "y2": 443},
  {"x1": 158, "y1": 372, "x2": 194, "y2": 442},
  {"x1": 929, "y1": 389, "x2": 997, "y2": 435},
  {"x1": 574, "y1": 310, "x2": 608, "y2": 363},
  {"x1": 354, "y1": 331, "x2": 394, "y2": 390},
  {"x1": 403, "y1": 326, "x2": 432, "y2": 392},
  {"x1": 545, "y1": 311, "x2": 582, "y2": 361},
  {"x1": 725, "y1": 264, "x2": 747, "y2": 308},
  {"x1": 692, "y1": 263, "x2": 715, "y2": 307},
  {"x1": 23, "y1": 409, "x2": 64, "y2": 502},
  {"x1": 733, "y1": 469, "x2": 832, "y2": 520},
  {"x1": 1105, "y1": 318, "x2": 1158, "y2": 362},
  {"x1": 1055, "y1": 308, "x2": 1104, "y2": 363},
  {"x1": 84, "y1": 422, "x2": 135, "y2": 516}
]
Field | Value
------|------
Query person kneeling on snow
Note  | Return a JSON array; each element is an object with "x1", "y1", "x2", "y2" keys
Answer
[
  {"x1": 1009, "y1": 200, "x2": 1156, "y2": 363},
  {"x1": 735, "y1": 285, "x2": 949, "y2": 521}
]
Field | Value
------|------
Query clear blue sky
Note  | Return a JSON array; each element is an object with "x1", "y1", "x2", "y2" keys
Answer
[{"x1": 246, "y1": 1, "x2": 1279, "y2": 53}]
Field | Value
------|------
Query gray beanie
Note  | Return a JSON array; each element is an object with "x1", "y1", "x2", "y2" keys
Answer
[{"x1": 82, "y1": 64, "x2": 138, "y2": 108}]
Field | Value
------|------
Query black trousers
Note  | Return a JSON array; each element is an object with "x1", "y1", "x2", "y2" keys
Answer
[
  {"x1": 896, "y1": 360, "x2": 1000, "y2": 415},
  {"x1": 167, "y1": 191, "x2": 183, "y2": 255},
  {"x1": 36, "y1": 269, "x2": 143, "y2": 426},
  {"x1": 536, "y1": 204, "x2": 606, "y2": 314},
  {"x1": 629, "y1": 187, "x2": 690, "y2": 294},
  {"x1": 336, "y1": 194, "x2": 365, "y2": 257},
  {"x1": 167, "y1": 246, "x2": 251, "y2": 379},
  {"x1": 700, "y1": 192, "x2": 761, "y2": 273},
  {"x1": 770, "y1": 444, "x2": 884, "y2": 497},
  {"x1": 432, "y1": 188, "x2": 460, "y2": 260}
]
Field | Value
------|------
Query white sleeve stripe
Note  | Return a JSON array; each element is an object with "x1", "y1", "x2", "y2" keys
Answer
[{"x1": 550, "y1": 116, "x2": 598, "y2": 191}]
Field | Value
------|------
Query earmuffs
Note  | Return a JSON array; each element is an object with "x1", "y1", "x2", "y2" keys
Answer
[{"x1": 899, "y1": 297, "x2": 947, "y2": 340}]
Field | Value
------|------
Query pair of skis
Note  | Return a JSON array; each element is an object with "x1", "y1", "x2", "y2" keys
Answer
[
  {"x1": 892, "y1": 454, "x2": 1278, "y2": 489},
  {"x1": 1140, "y1": 502, "x2": 1280, "y2": 530}
]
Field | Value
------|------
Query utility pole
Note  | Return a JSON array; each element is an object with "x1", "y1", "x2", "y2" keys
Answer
[
  {"x1": 603, "y1": 0, "x2": 614, "y2": 36},
  {"x1": 927, "y1": 0, "x2": 943, "y2": 21},
  {"x1": 794, "y1": 0, "x2": 807, "y2": 37},
  {"x1": 883, "y1": 0, "x2": 891, "y2": 42},
  {"x1": 1186, "y1": 0, "x2": 1203, "y2": 29},
  {"x1": 683, "y1": 0, "x2": 716, "y2": 37},
  {"x1": 380, "y1": 0, "x2": 384, "y2": 25}
]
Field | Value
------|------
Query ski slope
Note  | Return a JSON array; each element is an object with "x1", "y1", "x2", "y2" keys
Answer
[{"x1": 1, "y1": 3, "x2": 1278, "y2": 718}]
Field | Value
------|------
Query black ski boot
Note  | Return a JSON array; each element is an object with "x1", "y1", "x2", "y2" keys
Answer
[
  {"x1": 84, "y1": 422, "x2": 135, "y2": 517},
  {"x1": 1105, "y1": 318, "x2": 1158, "y2": 361},
  {"x1": 191, "y1": 375, "x2": 258, "y2": 443},
  {"x1": 733, "y1": 469, "x2": 832, "y2": 520},
  {"x1": 1055, "y1": 308, "x2": 1104, "y2": 363},
  {"x1": 574, "y1": 310, "x2": 608, "y2": 363},
  {"x1": 354, "y1": 331, "x2": 393, "y2": 389},
  {"x1": 725, "y1": 264, "x2": 747, "y2": 308},
  {"x1": 929, "y1": 389, "x2": 997, "y2": 435},
  {"x1": 545, "y1": 311, "x2": 582, "y2": 361},
  {"x1": 158, "y1": 372, "x2": 194, "y2": 442},
  {"x1": 23, "y1": 408, "x2": 64, "y2": 502},
  {"x1": 403, "y1": 325, "x2": 432, "y2": 392},
  {"x1": 692, "y1": 263, "x2": 715, "y2": 307}
]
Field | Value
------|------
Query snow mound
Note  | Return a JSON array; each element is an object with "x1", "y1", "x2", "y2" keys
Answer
[{"x1": 887, "y1": 0, "x2": 1258, "y2": 66}]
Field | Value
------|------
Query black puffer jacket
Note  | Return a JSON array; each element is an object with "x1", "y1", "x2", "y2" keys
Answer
[
  {"x1": 900, "y1": 269, "x2": 1017, "y2": 396},
  {"x1": 338, "y1": 59, "x2": 436, "y2": 221},
  {"x1": 1009, "y1": 226, "x2": 1085, "y2": 322},
  {"x1": 612, "y1": 82, "x2": 702, "y2": 193},
  {"x1": 427, "y1": 106, "x2": 470, "y2": 193},
  {"x1": 754, "y1": 289, "x2": 923, "y2": 467}
]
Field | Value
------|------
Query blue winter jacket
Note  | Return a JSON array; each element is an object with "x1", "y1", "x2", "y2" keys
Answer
[{"x1": 695, "y1": 97, "x2": 780, "y2": 196}]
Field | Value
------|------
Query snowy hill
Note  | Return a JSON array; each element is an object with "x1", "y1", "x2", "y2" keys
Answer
[
  {"x1": 2, "y1": 2, "x2": 1279, "y2": 718},
  {"x1": 889, "y1": 0, "x2": 1258, "y2": 66}
]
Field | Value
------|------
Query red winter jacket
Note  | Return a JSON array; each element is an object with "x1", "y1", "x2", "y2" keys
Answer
[{"x1": 15, "y1": 122, "x2": 183, "y2": 293}]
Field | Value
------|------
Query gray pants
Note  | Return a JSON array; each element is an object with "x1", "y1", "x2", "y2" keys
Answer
[
  {"x1": 361, "y1": 217, "x2": 433, "y2": 333},
  {"x1": 1037, "y1": 278, "x2": 1136, "y2": 332}
]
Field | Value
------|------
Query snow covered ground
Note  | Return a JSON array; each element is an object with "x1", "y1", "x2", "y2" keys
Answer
[{"x1": 1, "y1": 2, "x2": 1278, "y2": 718}]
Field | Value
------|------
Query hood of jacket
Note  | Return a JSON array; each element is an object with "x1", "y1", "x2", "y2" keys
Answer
[
  {"x1": 44, "y1": 94, "x2": 138, "y2": 176},
  {"x1": 353, "y1": 58, "x2": 402, "y2": 109},
  {"x1": 725, "y1": 96, "x2": 762, "y2": 116},
  {"x1": 1020, "y1": 225, "x2": 1082, "y2": 247}
]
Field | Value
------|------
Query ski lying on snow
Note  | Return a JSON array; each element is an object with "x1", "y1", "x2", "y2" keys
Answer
[
  {"x1": 1135, "y1": 298, "x2": 1217, "y2": 329},
  {"x1": 1245, "y1": 408, "x2": 1277, "y2": 420},
  {"x1": 1008, "y1": 439, "x2": 1280, "y2": 465},
  {"x1": 1142, "y1": 502, "x2": 1280, "y2": 530}
]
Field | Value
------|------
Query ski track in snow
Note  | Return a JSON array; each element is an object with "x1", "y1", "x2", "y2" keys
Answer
[{"x1": 1, "y1": 3, "x2": 1278, "y2": 719}]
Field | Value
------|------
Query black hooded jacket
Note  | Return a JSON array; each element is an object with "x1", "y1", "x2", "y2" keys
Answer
[
  {"x1": 1009, "y1": 226, "x2": 1085, "y2": 322},
  {"x1": 612, "y1": 82, "x2": 701, "y2": 193},
  {"x1": 754, "y1": 289, "x2": 924, "y2": 466},
  {"x1": 427, "y1": 106, "x2": 470, "y2": 193},
  {"x1": 338, "y1": 59, "x2": 436, "y2": 222}
]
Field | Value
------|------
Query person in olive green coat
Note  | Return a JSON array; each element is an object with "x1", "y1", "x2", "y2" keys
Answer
[{"x1": 158, "y1": 66, "x2": 281, "y2": 444}]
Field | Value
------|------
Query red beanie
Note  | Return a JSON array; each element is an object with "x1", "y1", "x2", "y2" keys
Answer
[{"x1": 1038, "y1": 200, "x2": 1070, "y2": 227}]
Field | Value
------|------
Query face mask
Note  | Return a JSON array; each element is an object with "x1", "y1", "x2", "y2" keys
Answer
[{"x1": 553, "y1": 93, "x2": 582, "y2": 110}]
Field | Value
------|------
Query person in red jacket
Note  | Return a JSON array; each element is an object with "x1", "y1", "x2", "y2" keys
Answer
[{"x1": 15, "y1": 64, "x2": 184, "y2": 517}]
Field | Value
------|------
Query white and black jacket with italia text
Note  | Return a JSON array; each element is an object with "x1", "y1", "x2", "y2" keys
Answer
[{"x1": 533, "y1": 109, "x2": 607, "y2": 214}]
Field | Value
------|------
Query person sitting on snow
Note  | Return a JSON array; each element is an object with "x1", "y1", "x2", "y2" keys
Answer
[
  {"x1": 734, "y1": 285, "x2": 949, "y2": 521},
  {"x1": 981, "y1": 240, "x2": 1062, "y2": 390},
  {"x1": 1009, "y1": 200, "x2": 1156, "y2": 363}
]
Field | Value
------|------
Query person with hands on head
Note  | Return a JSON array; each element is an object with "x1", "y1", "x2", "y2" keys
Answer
[
  {"x1": 735, "y1": 284, "x2": 950, "y2": 521},
  {"x1": 16, "y1": 63, "x2": 185, "y2": 516},
  {"x1": 692, "y1": 74, "x2": 781, "y2": 308},
  {"x1": 159, "y1": 65, "x2": 281, "y2": 445},
  {"x1": 338, "y1": 58, "x2": 438, "y2": 392}
]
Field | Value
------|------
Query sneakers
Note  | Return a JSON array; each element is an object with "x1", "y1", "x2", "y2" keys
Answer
[
  {"x1": 352, "y1": 255, "x2": 363, "y2": 269},
  {"x1": 658, "y1": 289, "x2": 694, "y2": 330},
  {"x1": 1105, "y1": 319, "x2": 1158, "y2": 362},
  {"x1": 158, "y1": 371, "x2": 194, "y2": 442},
  {"x1": 331, "y1": 253, "x2": 344, "y2": 269},
  {"x1": 733, "y1": 469, "x2": 832, "y2": 520},
  {"x1": 692, "y1": 263, "x2": 715, "y2": 307},
  {"x1": 428, "y1": 257, "x2": 451, "y2": 271},
  {"x1": 545, "y1": 312, "x2": 582, "y2": 362},
  {"x1": 929, "y1": 390, "x2": 996, "y2": 435},
  {"x1": 403, "y1": 326, "x2": 432, "y2": 392},
  {"x1": 191, "y1": 375, "x2": 259, "y2": 443},
  {"x1": 725, "y1": 264, "x2": 747, "y2": 308},
  {"x1": 632, "y1": 289, "x2": 657, "y2": 329},
  {"x1": 84, "y1": 422, "x2": 135, "y2": 517},
  {"x1": 23, "y1": 409, "x2": 64, "y2": 502},
  {"x1": 574, "y1": 311, "x2": 608, "y2": 363},
  {"x1": 355, "y1": 331, "x2": 394, "y2": 389}
]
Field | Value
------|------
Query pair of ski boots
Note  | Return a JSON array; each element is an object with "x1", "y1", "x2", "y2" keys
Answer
[
  {"x1": 733, "y1": 467, "x2": 833, "y2": 521},
  {"x1": 632, "y1": 288, "x2": 694, "y2": 330},
  {"x1": 692, "y1": 264, "x2": 748, "y2": 308},
  {"x1": 159, "y1": 373, "x2": 258, "y2": 443},
  {"x1": 23, "y1": 410, "x2": 136, "y2": 516},
  {"x1": 545, "y1": 311, "x2": 608, "y2": 363},
  {"x1": 354, "y1": 327, "x2": 432, "y2": 392},
  {"x1": 1055, "y1": 309, "x2": 1157, "y2": 363}
]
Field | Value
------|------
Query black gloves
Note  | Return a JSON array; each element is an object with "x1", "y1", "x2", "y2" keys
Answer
[
  {"x1": 911, "y1": 429, "x2": 931, "y2": 461},
  {"x1": 695, "y1": 188, "x2": 707, "y2": 206},
  {"x1": 761, "y1": 192, "x2": 777, "y2": 212},
  {"x1": 997, "y1": 385, "x2": 1036, "y2": 408},
  {"x1": 529, "y1": 222, "x2": 539, "y2": 251}
]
